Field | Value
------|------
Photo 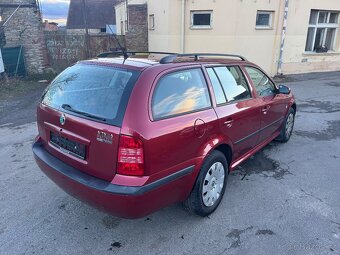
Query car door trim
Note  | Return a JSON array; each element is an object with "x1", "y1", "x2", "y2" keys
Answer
[{"x1": 235, "y1": 116, "x2": 284, "y2": 145}]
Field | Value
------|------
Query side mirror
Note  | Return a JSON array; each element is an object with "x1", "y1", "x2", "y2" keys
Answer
[{"x1": 278, "y1": 85, "x2": 291, "y2": 95}]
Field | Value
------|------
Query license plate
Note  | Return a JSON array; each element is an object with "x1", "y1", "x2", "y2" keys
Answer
[{"x1": 50, "y1": 132, "x2": 86, "y2": 160}]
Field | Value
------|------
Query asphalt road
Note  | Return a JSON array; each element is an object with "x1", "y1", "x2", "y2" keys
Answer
[{"x1": 0, "y1": 72, "x2": 339, "y2": 255}]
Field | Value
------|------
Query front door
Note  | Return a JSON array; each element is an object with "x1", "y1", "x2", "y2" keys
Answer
[{"x1": 244, "y1": 66, "x2": 287, "y2": 143}]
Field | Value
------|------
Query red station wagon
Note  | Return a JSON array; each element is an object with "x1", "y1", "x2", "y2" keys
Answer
[{"x1": 33, "y1": 52, "x2": 296, "y2": 219}]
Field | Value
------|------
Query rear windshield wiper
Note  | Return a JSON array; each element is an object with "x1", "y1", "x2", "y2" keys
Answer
[{"x1": 61, "y1": 104, "x2": 107, "y2": 122}]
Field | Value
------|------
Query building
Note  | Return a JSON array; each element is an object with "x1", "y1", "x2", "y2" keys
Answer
[
  {"x1": 67, "y1": 0, "x2": 122, "y2": 34},
  {"x1": 43, "y1": 20, "x2": 58, "y2": 31},
  {"x1": 115, "y1": 0, "x2": 146, "y2": 35},
  {"x1": 0, "y1": 0, "x2": 48, "y2": 74},
  {"x1": 114, "y1": 0, "x2": 148, "y2": 51},
  {"x1": 147, "y1": 0, "x2": 340, "y2": 76}
]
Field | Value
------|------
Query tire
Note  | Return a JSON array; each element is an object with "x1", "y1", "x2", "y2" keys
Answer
[
  {"x1": 276, "y1": 107, "x2": 295, "y2": 143},
  {"x1": 185, "y1": 150, "x2": 228, "y2": 217}
]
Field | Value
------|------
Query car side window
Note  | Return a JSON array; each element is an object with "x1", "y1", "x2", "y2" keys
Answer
[
  {"x1": 152, "y1": 68, "x2": 211, "y2": 120},
  {"x1": 207, "y1": 68, "x2": 227, "y2": 105},
  {"x1": 245, "y1": 66, "x2": 276, "y2": 97},
  {"x1": 208, "y1": 66, "x2": 251, "y2": 103}
]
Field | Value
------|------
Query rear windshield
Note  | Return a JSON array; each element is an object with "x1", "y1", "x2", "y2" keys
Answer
[{"x1": 42, "y1": 63, "x2": 140, "y2": 126}]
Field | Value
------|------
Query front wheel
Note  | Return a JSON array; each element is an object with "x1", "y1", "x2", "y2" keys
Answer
[
  {"x1": 185, "y1": 150, "x2": 228, "y2": 217},
  {"x1": 276, "y1": 107, "x2": 295, "y2": 143}
]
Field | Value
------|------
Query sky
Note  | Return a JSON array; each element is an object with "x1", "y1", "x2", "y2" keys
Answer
[{"x1": 40, "y1": 0, "x2": 70, "y2": 26}]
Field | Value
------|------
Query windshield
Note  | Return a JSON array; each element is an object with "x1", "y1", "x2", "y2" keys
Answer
[{"x1": 42, "y1": 63, "x2": 140, "y2": 126}]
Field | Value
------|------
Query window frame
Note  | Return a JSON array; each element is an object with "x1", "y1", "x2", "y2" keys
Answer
[
  {"x1": 150, "y1": 67, "x2": 213, "y2": 121},
  {"x1": 255, "y1": 11, "x2": 274, "y2": 29},
  {"x1": 205, "y1": 65, "x2": 253, "y2": 107},
  {"x1": 190, "y1": 10, "x2": 213, "y2": 29},
  {"x1": 305, "y1": 10, "x2": 339, "y2": 52},
  {"x1": 244, "y1": 65, "x2": 278, "y2": 98},
  {"x1": 149, "y1": 14, "x2": 155, "y2": 30}
]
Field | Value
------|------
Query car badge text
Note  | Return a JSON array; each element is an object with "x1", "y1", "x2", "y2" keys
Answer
[{"x1": 97, "y1": 131, "x2": 113, "y2": 144}]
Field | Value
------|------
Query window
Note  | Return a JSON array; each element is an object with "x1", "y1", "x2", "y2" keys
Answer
[
  {"x1": 100, "y1": 27, "x2": 106, "y2": 33},
  {"x1": 207, "y1": 66, "x2": 251, "y2": 104},
  {"x1": 207, "y1": 68, "x2": 227, "y2": 105},
  {"x1": 42, "y1": 64, "x2": 140, "y2": 126},
  {"x1": 245, "y1": 67, "x2": 276, "y2": 97},
  {"x1": 149, "y1": 14, "x2": 155, "y2": 30},
  {"x1": 256, "y1": 11, "x2": 274, "y2": 28},
  {"x1": 305, "y1": 10, "x2": 339, "y2": 52},
  {"x1": 191, "y1": 11, "x2": 212, "y2": 29},
  {"x1": 152, "y1": 69, "x2": 211, "y2": 120}
]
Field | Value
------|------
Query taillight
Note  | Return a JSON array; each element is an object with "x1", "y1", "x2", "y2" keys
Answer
[{"x1": 117, "y1": 135, "x2": 145, "y2": 176}]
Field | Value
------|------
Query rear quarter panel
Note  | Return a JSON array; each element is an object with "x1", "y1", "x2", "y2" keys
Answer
[{"x1": 121, "y1": 65, "x2": 224, "y2": 186}]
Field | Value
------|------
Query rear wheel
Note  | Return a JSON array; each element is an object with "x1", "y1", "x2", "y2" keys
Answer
[
  {"x1": 185, "y1": 150, "x2": 228, "y2": 217},
  {"x1": 276, "y1": 107, "x2": 295, "y2": 143}
]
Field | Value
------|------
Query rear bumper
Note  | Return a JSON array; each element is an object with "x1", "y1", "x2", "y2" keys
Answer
[{"x1": 33, "y1": 141, "x2": 195, "y2": 219}]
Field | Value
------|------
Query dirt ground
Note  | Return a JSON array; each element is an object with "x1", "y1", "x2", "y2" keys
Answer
[{"x1": 0, "y1": 79, "x2": 47, "y2": 127}]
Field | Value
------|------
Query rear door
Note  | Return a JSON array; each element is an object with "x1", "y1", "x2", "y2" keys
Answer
[
  {"x1": 38, "y1": 63, "x2": 140, "y2": 181},
  {"x1": 244, "y1": 66, "x2": 287, "y2": 143},
  {"x1": 205, "y1": 65, "x2": 262, "y2": 160}
]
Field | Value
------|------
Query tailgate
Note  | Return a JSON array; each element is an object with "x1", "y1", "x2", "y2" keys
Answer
[{"x1": 37, "y1": 104, "x2": 120, "y2": 181}]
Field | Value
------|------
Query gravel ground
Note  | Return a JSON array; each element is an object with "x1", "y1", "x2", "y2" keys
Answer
[{"x1": 0, "y1": 72, "x2": 339, "y2": 255}]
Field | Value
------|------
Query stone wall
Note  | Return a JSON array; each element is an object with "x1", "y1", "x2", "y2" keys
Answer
[
  {"x1": 126, "y1": 4, "x2": 148, "y2": 51},
  {"x1": 45, "y1": 32, "x2": 125, "y2": 72},
  {"x1": 0, "y1": 0, "x2": 49, "y2": 74}
]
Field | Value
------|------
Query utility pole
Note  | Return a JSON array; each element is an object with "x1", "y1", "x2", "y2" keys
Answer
[
  {"x1": 125, "y1": 0, "x2": 129, "y2": 33},
  {"x1": 82, "y1": 0, "x2": 90, "y2": 58},
  {"x1": 277, "y1": 0, "x2": 290, "y2": 75}
]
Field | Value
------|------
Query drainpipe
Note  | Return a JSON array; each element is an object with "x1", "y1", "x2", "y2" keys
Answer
[
  {"x1": 180, "y1": 0, "x2": 185, "y2": 53},
  {"x1": 277, "y1": 0, "x2": 289, "y2": 75}
]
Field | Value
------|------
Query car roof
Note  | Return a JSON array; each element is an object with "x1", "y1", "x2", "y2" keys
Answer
[{"x1": 80, "y1": 57, "x2": 254, "y2": 72}]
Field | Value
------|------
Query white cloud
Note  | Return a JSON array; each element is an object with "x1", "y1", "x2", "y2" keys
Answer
[{"x1": 40, "y1": 0, "x2": 70, "y2": 26}]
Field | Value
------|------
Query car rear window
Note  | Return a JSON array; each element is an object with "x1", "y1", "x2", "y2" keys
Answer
[
  {"x1": 152, "y1": 68, "x2": 211, "y2": 120},
  {"x1": 41, "y1": 63, "x2": 140, "y2": 126}
]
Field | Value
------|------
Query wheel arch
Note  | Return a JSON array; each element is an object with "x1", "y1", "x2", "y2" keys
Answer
[
  {"x1": 199, "y1": 136, "x2": 234, "y2": 171},
  {"x1": 291, "y1": 102, "x2": 297, "y2": 113},
  {"x1": 213, "y1": 144, "x2": 233, "y2": 169}
]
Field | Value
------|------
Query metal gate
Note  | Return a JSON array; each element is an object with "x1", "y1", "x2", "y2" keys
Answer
[{"x1": 1, "y1": 46, "x2": 26, "y2": 76}]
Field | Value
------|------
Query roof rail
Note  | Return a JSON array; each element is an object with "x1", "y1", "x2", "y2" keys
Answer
[
  {"x1": 159, "y1": 53, "x2": 247, "y2": 64},
  {"x1": 97, "y1": 51, "x2": 177, "y2": 58}
]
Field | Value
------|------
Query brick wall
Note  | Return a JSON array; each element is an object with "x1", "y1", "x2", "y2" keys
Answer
[
  {"x1": 126, "y1": 4, "x2": 148, "y2": 51},
  {"x1": 0, "y1": 0, "x2": 49, "y2": 74},
  {"x1": 45, "y1": 32, "x2": 126, "y2": 72}
]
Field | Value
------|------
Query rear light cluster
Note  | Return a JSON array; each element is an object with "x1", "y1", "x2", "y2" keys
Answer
[{"x1": 117, "y1": 135, "x2": 145, "y2": 176}]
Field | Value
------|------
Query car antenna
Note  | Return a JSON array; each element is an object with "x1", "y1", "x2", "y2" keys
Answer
[{"x1": 107, "y1": 25, "x2": 129, "y2": 63}]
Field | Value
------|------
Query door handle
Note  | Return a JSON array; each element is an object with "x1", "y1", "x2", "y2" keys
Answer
[
  {"x1": 262, "y1": 105, "x2": 271, "y2": 114},
  {"x1": 224, "y1": 119, "x2": 234, "y2": 128}
]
